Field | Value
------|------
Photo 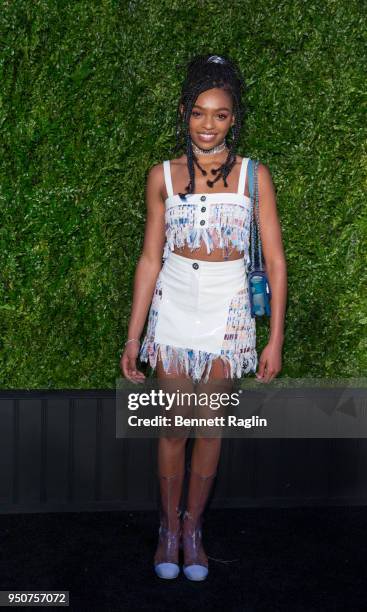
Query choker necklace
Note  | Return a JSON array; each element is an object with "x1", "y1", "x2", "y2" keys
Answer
[{"x1": 192, "y1": 140, "x2": 227, "y2": 156}]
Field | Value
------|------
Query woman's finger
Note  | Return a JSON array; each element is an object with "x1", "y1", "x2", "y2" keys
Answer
[
  {"x1": 256, "y1": 356, "x2": 267, "y2": 381},
  {"x1": 125, "y1": 356, "x2": 146, "y2": 383}
]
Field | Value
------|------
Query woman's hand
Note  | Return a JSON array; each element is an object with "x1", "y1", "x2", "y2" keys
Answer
[
  {"x1": 120, "y1": 341, "x2": 146, "y2": 384},
  {"x1": 255, "y1": 340, "x2": 282, "y2": 383}
]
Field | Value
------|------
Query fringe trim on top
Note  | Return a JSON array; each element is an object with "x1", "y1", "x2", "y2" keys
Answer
[
  {"x1": 162, "y1": 203, "x2": 252, "y2": 263},
  {"x1": 139, "y1": 283, "x2": 257, "y2": 384}
]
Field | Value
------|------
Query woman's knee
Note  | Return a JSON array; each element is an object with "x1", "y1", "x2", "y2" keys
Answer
[
  {"x1": 194, "y1": 434, "x2": 222, "y2": 445},
  {"x1": 159, "y1": 435, "x2": 188, "y2": 447}
]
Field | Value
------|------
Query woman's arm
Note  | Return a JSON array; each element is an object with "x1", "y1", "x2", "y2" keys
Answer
[
  {"x1": 120, "y1": 163, "x2": 166, "y2": 382},
  {"x1": 255, "y1": 163, "x2": 288, "y2": 382}
]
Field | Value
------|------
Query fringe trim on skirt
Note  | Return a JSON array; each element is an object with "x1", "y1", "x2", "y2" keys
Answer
[
  {"x1": 139, "y1": 340, "x2": 258, "y2": 384},
  {"x1": 139, "y1": 278, "x2": 258, "y2": 384}
]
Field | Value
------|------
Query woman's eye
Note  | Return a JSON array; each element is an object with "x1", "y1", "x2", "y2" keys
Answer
[{"x1": 191, "y1": 111, "x2": 228, "y2": 120}]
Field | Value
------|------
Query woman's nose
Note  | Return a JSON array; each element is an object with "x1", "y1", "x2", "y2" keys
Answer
[{"x1": 202, "y1": 116, "x2": 215, "y2": 130}]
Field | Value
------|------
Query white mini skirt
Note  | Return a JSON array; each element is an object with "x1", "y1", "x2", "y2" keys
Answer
[{"x1": 139, "y1": 252, "x2": 257, "y2": 383}]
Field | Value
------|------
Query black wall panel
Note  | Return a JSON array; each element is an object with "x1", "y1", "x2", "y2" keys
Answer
[{"x1": 0, "y1": 391, "x2": 366, "y2": 514}]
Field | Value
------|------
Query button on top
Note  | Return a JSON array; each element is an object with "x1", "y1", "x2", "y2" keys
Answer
[
  {"x1": 200, "y1": 219, "x2": 205, "y2": 226},
  {"x1": 192, "y1": 262, "x2": 199, "y2": 270},
  {"x1": 201, "y1": 206, "x2": 206, "y2": 212},
  {"x1": 200, "y1": 195, "x2": 206, "y2": 201}
]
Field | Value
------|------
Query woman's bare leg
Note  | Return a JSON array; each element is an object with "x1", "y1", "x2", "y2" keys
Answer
[
  {"x1": 153, "y1": 352, "x2": 194, "y2": 577},
  {"x1": 156, "y1": 353, "x2": 194, "y2": 476},
  {"x1": 182, "y1": 357, "x2": 233, "y2": 580},
  {"x1": 190, "y1": 357, "x2": 233, "y2": 474}
]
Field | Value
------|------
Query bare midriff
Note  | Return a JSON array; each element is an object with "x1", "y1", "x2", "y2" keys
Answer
[{"x1": 173, "y1": 244, "x2": 244, "y2": 262}]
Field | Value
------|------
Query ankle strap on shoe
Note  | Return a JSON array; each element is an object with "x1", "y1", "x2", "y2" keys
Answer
[{"x1": 182, "y1": 509, "x2": 197, "y2": 521}]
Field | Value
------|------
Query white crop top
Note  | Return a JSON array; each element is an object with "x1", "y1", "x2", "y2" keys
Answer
[{"x1": 162, "y1": 157, "x2": 252, "y2": 265}]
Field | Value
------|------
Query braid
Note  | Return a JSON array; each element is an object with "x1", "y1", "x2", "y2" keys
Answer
[{"x1": 173, "y1": 54, "x2": 248, "y2": 200}]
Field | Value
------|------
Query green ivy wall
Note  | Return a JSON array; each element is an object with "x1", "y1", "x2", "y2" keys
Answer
[{"x1": 0, "y1": 0, "x2": 365, "y2": 388}]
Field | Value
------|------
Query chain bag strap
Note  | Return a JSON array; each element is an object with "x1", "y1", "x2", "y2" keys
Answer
[{"x1": 247, "y1": 158, "x2": 272, "y2": 317}]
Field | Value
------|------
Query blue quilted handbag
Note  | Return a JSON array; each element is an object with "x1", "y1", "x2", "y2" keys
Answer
[{"x1": 247, "y1": 159, "x2": 272, "y2": 318}]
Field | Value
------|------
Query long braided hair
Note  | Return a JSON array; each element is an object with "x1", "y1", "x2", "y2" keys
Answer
[{"x1": 172, "y1": 54, "x2": 248, "y2": 200}]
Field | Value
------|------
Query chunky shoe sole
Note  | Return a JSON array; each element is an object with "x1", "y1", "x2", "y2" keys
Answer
[
  {"x1": 183, "y1": 564, "x2": 208, "y2": 581},
  {"x1": 154, "y1": 562, "x2": 180, "y2": 579}
]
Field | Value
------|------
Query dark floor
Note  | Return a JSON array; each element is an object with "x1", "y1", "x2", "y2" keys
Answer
[{"x1": 0, "y1": 505, "x2": 366, "y2": 611}]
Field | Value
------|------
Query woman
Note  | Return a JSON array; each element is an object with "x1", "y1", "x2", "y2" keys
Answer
[{"x1": 120, "y1": 54, "x2": 287, "y2": 581}]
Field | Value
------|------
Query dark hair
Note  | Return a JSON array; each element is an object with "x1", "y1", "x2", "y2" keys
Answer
[{"x1": 173, "y1": 54, "x2": 247, "y2": 199}]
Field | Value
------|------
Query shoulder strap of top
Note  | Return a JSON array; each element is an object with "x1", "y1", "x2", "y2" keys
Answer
[
  {"x1": 237, "y1": 157, "x2": 249, "y2": 195},
  {"x1": 163, "y1": 160, "x2": 174, "y2": 197}
]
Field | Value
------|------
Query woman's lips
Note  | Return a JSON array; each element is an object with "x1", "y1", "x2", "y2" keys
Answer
[{"x1": 197, "y1": 133, "x2": 217, "y2": 142}]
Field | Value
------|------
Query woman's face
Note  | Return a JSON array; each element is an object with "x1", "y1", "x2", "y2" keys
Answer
[{"x1": 181, "y1": 87, "x2": 235, "y2": 150}]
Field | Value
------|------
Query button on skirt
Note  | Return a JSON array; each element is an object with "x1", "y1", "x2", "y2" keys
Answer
[{"x1": 139, "y1": 252, "x2": 257, "y2": 383}]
